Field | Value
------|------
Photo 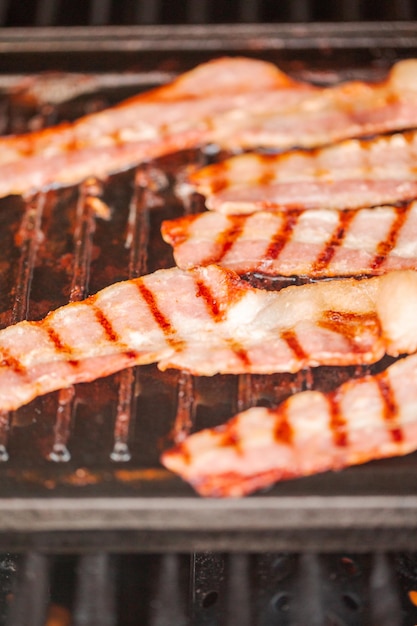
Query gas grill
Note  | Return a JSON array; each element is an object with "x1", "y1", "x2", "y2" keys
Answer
[{"x1": 0, "y1": 13, "x2": 417, "y2": 626}]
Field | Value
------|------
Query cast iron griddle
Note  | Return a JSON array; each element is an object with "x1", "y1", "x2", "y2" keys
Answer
[{"x1": 0, "y1": 23, "x2": 416, "y2": 551}]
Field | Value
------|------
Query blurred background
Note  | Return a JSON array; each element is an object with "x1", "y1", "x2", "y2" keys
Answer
[{"x1": 0, "y1": 0, "x2": 416, "y2": 28}]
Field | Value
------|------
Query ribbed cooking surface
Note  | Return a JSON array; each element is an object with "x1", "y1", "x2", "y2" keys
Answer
[
  {"x1": 3, "y1": 550, "x2": 417, "y2": 625},
  {"x1": 1, "y1": 0, "x2": 416, "y2": 27}
]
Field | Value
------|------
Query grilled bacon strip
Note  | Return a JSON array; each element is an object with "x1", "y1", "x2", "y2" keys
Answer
[
  {"x1": 0, "y1": 57, "x2": 303, "y2": 198},
  {"x1": 2, "y1": 266, "x2": 417, "y2": 411},
  {"x1": 211, "y1": 58, "x2": 417, "y2": 151},
  {"x1": 190, "y1": 131, "x2": 417, "y2": 214},
  {"x1": 161, "y1": 352, "x2": 417, "y2": 497},
  {"x1": 2, "y1": 58, "x2": 417, "y2": 197},
  {"x1": 162, "y1": 201, "x2": 417, "y2": 277}
]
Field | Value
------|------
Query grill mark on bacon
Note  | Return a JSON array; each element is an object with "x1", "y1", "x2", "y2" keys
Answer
[
  {"x1": 281, "y1": 329, "x2": 307, "y2": 362},
  {"x1": 375, "y1": 373, "x2": 403, "y2": 443},
  {"x1": 203, "y1": 215, "x2": 247, "y2": 266},
  {"x1": 273, "y1": 406, "x2": 293, "y2": 445},
  {"x1": 227, "y1": 340, "x2": 252, "y2": 368},
  {"x1": 263, "y1": 209, "x2": 300, "y2": 262},
  {"x1": 0, "y1": 347, "x2": 26, "y2": 375},
  {"x1": 312, "y1": 210, "x2": 356, "y2": 272},
  {"x1": 136, "y1": 280, "x2": 182, "y2": 349},
  {"x1": 194, "y1": 277, "x2": 224, "y2": 322},
  {"x1": 327, "y1": 390, "x2": 348, "y2": 447},
  {"x1": 92, "y1": 306, "x2": 120, "y2": 344},
  {"x1": 45, "y1": 324, "x2": 79, "y2": 368},
  {"x1": 318, "y1": 310, "x2": 381, "y2": 352},
  {"x1": 371, "y1": 206, "x2": 409, "y2": 270}
]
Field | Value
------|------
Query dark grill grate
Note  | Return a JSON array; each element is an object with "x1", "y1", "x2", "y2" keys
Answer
[
  {"x1": 1, "y1": 0, "x2": 417, "y2": 27},
  {"x1": 3, "y1": 550, "x2": 417, "y2": 625}
]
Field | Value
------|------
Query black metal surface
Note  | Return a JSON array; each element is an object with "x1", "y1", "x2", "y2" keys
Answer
[
  {"x1": 0, "y1": 24, "x2": 415, "y2": 551},
  {"x1": 369, "y1": 553, "x2": 402, "y2": 626},
  {"x1": 1, "y1": 0, "x2": 416, "y2": 27},
  {"x1": 72, "y1": 553, "x2": 116, "y2": 626},
  {"x1": 5, "y1": 553, "x2": 49, "y2": 626},
  {"x1": 3, "y1": 550, "x2": 417, "y2": 625}
]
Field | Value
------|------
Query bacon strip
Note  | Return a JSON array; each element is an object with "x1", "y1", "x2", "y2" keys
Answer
[
  {"x1": 161, "y1": 352, "x2": 417, "y2": 497},
  {"x1": 161, "y1": 201, "x2": 417, "y2": 277},
  {"x1": 2, "y1": 266, "x2": 417, "y2": 412},
  {"x1": 2, "y1": 58, "x2": 417, "y2": 198},
  {"x1": 211, "y1": 58, "x2": 417, "y2": 151},
  {"x1": 0, "y1": 57, "x2": 309, "y2": 198},
  {"x1": 190, "y1": 131, "x2": 417, "y2": 213}
]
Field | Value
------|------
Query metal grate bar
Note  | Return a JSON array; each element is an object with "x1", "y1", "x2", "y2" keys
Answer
[
  {"x1": 111, "y1": 166, "x2": 155, "y2": 462},
  {"x1": 6, "y1": 553, "x2": 49, "y2": 626},
  {"x1": 0, "y1": 193, "x2": 46, "y2": 462},
  {"x1": 395, "y1": 0, "x2": 414, "y2": 20},
  {"x1": 126, "y1": 168, "x2": 153, "y2": 279},
  {"x1": 89, "y1": 0, "x2": 112, "y2": 25},
  {"x1": 34, "y1": 0, "x2": 59, "y2": 26},
  {"x1": 370, "y1": 553, "x2": 402, "y2": 626},
  {"x1": 149, "y1": 554, "x2": 188, "y2": 626},
  {"x1": 0, "y1": 0, "x2": 10, "y2": 26},
  {"x1": 288, "y1": 0, "x2": 312, "y2": 23},
  {"x1": 69, "y1": 180, "x2": 98, "y2": 302},
  {"x1": 191, "y1": 552, "x2": 225, "y2": 623},
  {"x1": 73, "y1": 553, "x2": 116, "y2": 626},
  {"x1": 49, "y1": 181, "x2": 98, "y2": 462},
  {"x1": 11, "y1": 193, "x2": 46, "y2": 325},
  {"x1": 226, "y1": 553, "x2": 251, "y2": 626},
  {"x1": 48, "y1": 386, "x2": 74, "y2": 462},
  {"x1": 341, "y1": 0, "x2": 361, "y2": 21},
  {"x1": 187, "y1": 0, "x2": 210, "y2": 24},
  {"x1": 111, "y1": 367, "x2": 135, "y2": 462},
  {"x1": 237, "y1": 373, "x2": 255, "y2": 413},
  {"x1": 135, "y1": 0, "x2": 161, "y2": 25},
  {"x1": 294, "y1": 553, "x2": 326, "y2": 626},
  {"x1": 238, "y1": 0, "x2": 261, "y2": 23},
  {"x1": 171, "y1": 370, "x2": 195, "y2": 443}
]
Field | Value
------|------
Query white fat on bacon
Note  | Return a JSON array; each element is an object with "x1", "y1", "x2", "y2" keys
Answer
[
  {"x1": 162, "y1": 201, "x2": 417, "y2": 277},
  {"x1": 190, "y1": 131, "x2": 417, "y2": 213},
  {"x1": 1, "y1": 58, "x2": 417, "y2": 198},
  {"x1": 161, "y1": 352, "x2": 417, "y2": 497},
  {"x1": 2, "y1": 266, "x2": 417, "y2": 411}
]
